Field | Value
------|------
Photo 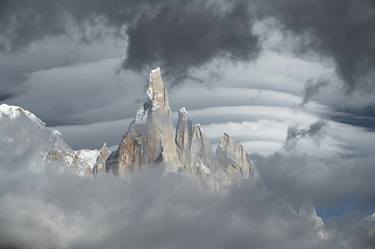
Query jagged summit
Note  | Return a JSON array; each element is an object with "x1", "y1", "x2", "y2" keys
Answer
[
  {"x1": 179, "y1": 107, "x2": 188, "y2": 118},
  {"x1": 0, "y1": 69, "x2": 254, "y2": 186},
  {"x1": 0, "y1": 67, "x2": 255, "y2": 188},
  {"x1": 147, "y1": 67, "x2": 170, "y2": 113},
  {"x1": 113, "y1": 68, "x2": 179, "y2": 176},
  {"x1": 108, "y1": 68, "x2": 255, "y2": 186}
]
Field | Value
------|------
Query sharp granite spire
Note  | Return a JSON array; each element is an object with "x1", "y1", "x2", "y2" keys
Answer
[
  {"x1": 113, "y1": 67, "x2": 180, "y2": 176},
  {"x1": 109, "y1": 67, "x2": 255, "y2": 186},
  {"x1": 147, "y1": 67, "x2": 170, "y2": 113}
]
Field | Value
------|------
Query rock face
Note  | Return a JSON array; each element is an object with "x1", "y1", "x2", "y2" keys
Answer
[
  {"x1": 110, "y1": 67, "x2": 254, "y2": 186},
  {"x1": 93, "y1": 143, "x2": 111, "y2": 176},
  {"x1": 113, "y1": 67, "x2": 179, "y2": 176},
  {"x1": 175, "y1": 108, "x2": 215, "y2": 185},
  {"x1": 216, "y1": 133, "x2": 254, "y2": 182},
  {"x1": 0, "y1": 68, "x2": 254, "y2": 186},
  {"x1": 46, "y1": 147, "x2": 99, "y2": 176},
  {"x1": 175, "y1": 107, "x2": 193, "y2": 166}
]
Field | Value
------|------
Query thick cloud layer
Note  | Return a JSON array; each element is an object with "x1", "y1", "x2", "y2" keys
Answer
[
  {"x1": 0, "y1": 0, "x2": 260, "y2": 84},
  {"x1": 2, "y1": 0, "x2": 375, "y2": 92},
  {"x1": 0, "y1": 165, "x2": 372, "y2": 249}
]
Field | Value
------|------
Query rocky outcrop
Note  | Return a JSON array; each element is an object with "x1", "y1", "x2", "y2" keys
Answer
[
  {"x1": 175, "y1": 108, "x2": 215, "y2": 186},
  {"x1": 46, "y1": 147, "x2": 99, "y2": 176},
  {"x1": 216, "y1": 133, "x2": 254, "y2": 182},
  {"x1": 110, "y1": 67, "x2": 255, "y2": 186},
  {"x1": 93, "y1": 143, "x2": 111, "y2": 176},
  {"x1": 175, "y1": 107, "x2": 193, "y2": 165},
  {"x1": 113, "y1": 67, "x2": 180, "y2": 177}
]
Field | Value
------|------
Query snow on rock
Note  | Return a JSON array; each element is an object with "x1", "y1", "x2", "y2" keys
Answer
[
  {"x1": 74, "y1": 149, "x2": 99, "y2": 169},
  {"x1": 0, "y1": 104, "x2": 44, "y2": 126},
  {"x1": 179, "y1": 107, "x2": 189, "y2": 118},
  {"x1": 113, "y1": 67, "x2": 180, "y2": 176},
  {"x1": 0, "y1": 104, "x2": 71, "y2": 171},
  {"x1": 0, "y1": 104, "x2": 100, "y2": 175}
]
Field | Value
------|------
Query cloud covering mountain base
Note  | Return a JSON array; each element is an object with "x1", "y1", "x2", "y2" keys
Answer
[{"x1": 0, "y1": 166, "x2": 367, "y2": 249}]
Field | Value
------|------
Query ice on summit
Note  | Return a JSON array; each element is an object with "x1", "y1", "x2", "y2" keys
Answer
[
  {"x1": 179, "y1": 107, "x2": 189, "y2": 120},
  {"x1": 0, "y1": 104, "x2": 44, "y2": 126},
  {"x1": 149, "y1": 67, "x2": 161, "y2": 82}
]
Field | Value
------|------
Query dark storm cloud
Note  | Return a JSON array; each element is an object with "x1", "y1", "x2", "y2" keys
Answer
[
  {"x1": 0, "y1": 0, "x2": 260, "y2": 85},
  {"x1": 2, "y1": 0, "x2": 375, "y2": 94},
  {"x1": 124, "y1": 0, "x2": 259, "y2": 81},
  {"x1": 254, "y1": 0, "x2": 375, "y2": 92}
]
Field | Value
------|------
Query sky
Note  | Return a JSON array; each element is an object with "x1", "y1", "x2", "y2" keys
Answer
[{"x1": 0, "y1": 0, "x2": 375, "y2": 248}]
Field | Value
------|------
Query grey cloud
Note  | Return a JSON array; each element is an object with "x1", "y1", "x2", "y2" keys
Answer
[
  {"x1": 254, "y1": 0, "x2": 375, "y2": 92},
  {"x1": 1, "y1": 118, "x2": 373, "y2": 249},
  {"x1": 0, "y1": 0, "x2": 260, "y2": 85},
  {"x1": 300, "y1": 79, "x2": 329, "y2": 107},
  {"x1": 124, "y1": 0, "x2": 260, "y2": 82},
  {"x1": 2, "y1": 0, "x2": 375, "y2": 106},
  {"x1": 2, "y1": 0, "x2": 375, "y2": 93},
  {"x1": 284, "y1": 121, "x2": 327, "y2": 150},
  {"x1": 254, "y1": 152, "x2": 375, "y2": 213},
  {"x1": 0, "y1": 165, "x2": 357, "y2": 249}
]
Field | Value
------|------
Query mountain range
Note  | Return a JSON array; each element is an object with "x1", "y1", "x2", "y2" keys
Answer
[
  {"x1": 0, "y1": 68, "x2": 254, "y2": 185},
  {"x1": 0, "y1": 67, "x2": 330, "y2": 241}
]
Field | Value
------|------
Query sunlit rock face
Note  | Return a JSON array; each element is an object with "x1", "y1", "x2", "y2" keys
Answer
[
  {"x1": 175, "y1": 108, "x2": 215, "y2": 186},
  {"x1": 111, "y1": 68, "x2": 255, "y2": 186},
  {"x1": 93, "y1": 143, "x2": 111, "y2": 176},
  {"x1": 113, "y1": 67, "x2": 180, "y2": 176},
  {"x1": 175, "y1": 107, "x2": 193, "y2": 166}
]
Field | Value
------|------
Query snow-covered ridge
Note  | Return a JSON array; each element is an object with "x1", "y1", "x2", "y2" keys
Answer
[
  {"x1": 0, "y1": 103, "x2": 102, "y2": 175},
  {"x1": 0, "y1": 104, "x2": 45, "y2": 126}
]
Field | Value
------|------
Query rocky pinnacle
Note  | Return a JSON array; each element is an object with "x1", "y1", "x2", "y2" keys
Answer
[{"x1": 110, "y1": 68, "x2": 254, "y2": 186}]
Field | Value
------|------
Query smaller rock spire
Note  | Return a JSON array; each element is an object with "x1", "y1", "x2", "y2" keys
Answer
[{"x1": 216, "y1": 133, "x2": 254, "y2": 180}]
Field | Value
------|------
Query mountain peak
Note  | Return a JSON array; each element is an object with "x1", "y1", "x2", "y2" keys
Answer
[
  {"x1": 0, "y1": 104, "x2": 44, "y2": 126},
  {"x1": 147, "y1": 67, "x2": 170, "y2": 112},
  {"x1": 178, "y1": 107, "x2": 189, "y2": 120},
  {"x1": 150, "y1": 67, "x2": 161, "y2": 77},
  {"x1": 216, "y1": 132, "x2": 255, "y2": 180},
  {"x1": 111, "y1": 70, "x2": 255, "y2": 185}
]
